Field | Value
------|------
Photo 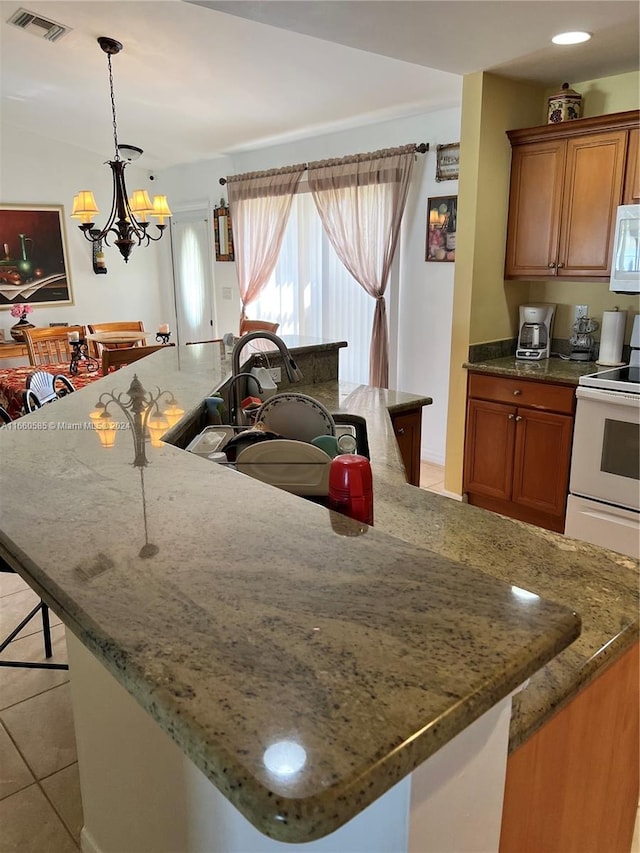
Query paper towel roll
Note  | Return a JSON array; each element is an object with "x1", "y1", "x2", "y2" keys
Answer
[{"x1": 597, "y1": 310, "x2": 626, "y2": 365}]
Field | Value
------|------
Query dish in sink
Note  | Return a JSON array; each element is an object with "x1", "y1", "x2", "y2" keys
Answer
[
  {"x1": 255, "y1": 393, "x2": 335, "y2": 443},
  {"x1": 235, "y1": 439, "x2": 331, "y2": 495}
]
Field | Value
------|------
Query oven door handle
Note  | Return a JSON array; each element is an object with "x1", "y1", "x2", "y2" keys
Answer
[{"x1": 576, "y1": 386, "x2": 640, "y2": 407}]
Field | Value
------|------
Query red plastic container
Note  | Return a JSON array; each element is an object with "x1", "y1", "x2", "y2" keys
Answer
[{"x1": 328, "y1": 454, "x2": 374, "y2": 526}]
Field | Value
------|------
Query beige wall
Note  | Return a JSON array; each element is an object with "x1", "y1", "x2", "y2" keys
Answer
[
  {"x1": 444, "y1": 72, "x2": 545, "y2": 494},
  {"x1": 444, "y1": 69, "x2": 640, "y2": 496},
  {"x1": 544, "y1": 70, "x2": 640, "y2": 119}
]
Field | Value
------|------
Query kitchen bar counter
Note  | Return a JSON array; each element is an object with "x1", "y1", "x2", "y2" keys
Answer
[
  {"x1": 291, "y1": 380, "x2": 638, "y2": 750},
  {"x1": 464, "y1": 354, "x2": 599, "y2": 385},
  {"x1": 0, "y1": 340, "x2": 635, "y2": 845}
]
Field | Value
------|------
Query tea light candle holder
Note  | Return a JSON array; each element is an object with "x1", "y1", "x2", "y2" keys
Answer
[
  {"x1": 69, "y1": 339, "x2": 99, "y2": 375},
  {"x1": 156, "y1": 330, "x2": 171, "y2": 345}
]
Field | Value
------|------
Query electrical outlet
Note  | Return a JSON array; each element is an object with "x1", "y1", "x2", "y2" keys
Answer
[
  {"x1": 575, "y1": 304, "x2": 588, "y2": 320},
  {"x1": 268, "y1": 367, "x2": 281, "y2": 383}
]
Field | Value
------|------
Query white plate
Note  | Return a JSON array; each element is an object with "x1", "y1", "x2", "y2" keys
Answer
[
  {"x1": 255, "y1": 393, "x2": 335, "y2": 443},
  {"x1": 236, "y1": 439, "x2": 331, "y2": 495}
]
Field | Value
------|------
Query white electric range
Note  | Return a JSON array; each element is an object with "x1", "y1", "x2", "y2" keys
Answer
[{"x1": 565, "y1": 318, "x2": 640, "y2": 558}]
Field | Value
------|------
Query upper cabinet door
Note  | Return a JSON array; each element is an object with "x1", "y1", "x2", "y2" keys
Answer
[
  {"x1": 557, "y1": 130, "x2": 626, "y2": 277},
  {"x1": 505, "y1": 111, "x2": 638, "y2": 280},
  {"x1": 505, "y1": 140, "x2": 566, "y2": 278},
  {"x1": 623, "y1": 128, "x2": 640, "y2": 204}
]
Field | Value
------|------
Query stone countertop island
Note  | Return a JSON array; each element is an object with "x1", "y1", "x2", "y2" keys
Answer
[{"x1": 0, "y1": 339, "x2": 635, "y2": 851}]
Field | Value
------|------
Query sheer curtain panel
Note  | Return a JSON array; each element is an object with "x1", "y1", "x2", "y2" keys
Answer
[
  {"x1": 308, "y1": 145, "x2": 415, "y2": 387},
  {"x1": 227, "y1": 166, "x2": 305, "y2": 331}
]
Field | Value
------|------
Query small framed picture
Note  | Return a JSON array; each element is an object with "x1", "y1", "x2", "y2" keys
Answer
[
  {"x1": 213, "y1": 200, "x2": 234, "y2": 262},
  {"x1": 426, "y1": 196, "x2": 457, "y2": 262},
  {"x1": 435, "y1": 142, "x2": 460, "y2": 182}
]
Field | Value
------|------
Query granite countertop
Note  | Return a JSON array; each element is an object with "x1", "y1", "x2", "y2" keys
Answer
[
  {"x1": 0, "y1": 340, "x2": 634, "y2": 842},
  {"x1": 464, "y1": 354, "x2": 599, "y2": 386}
]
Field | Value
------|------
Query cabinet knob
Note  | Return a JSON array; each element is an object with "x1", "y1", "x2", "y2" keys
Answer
[
  {"x1": 508, "y1": 414, "x2": 515, "y2": 420},
  {"x1": 548, "y1": 262, "x2": 556, "y2": 269},
  {"x1": 557, "y1": 262, "x2": 565, "y2": 269},
  {"x1": 515, "y1": 415, "x2": 523, "y2": 422},
  {"x1": 396, "y1": 427, "x2": 405, "y2": 435},
  {"x1": 513, "y1": 389, "x2": 522, "y2": 396}
]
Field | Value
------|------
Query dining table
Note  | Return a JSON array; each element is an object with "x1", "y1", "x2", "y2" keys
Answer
[{"x1": 0, "y1": 361, "x2": 104, "y2": 420}]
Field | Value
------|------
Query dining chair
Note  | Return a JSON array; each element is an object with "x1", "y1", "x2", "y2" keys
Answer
[
  {"x1": 87, "y1": 321, "x2": 146, "y2": 358},
  {"x1": 102, "y1": 343, "x2": 173, "y2": 374},
  {"x1": 23, "y1": 371, "x2": 75, "y2": 413},
  {"x1": 22, "y1": 325, "x2": 86, "y2": 366},
  {"x1": 239, "y1": 319, "x2": 280, "y2": 335},
  {"x1": 0, "y1": 408, "x2": 67, "y2": 670}
]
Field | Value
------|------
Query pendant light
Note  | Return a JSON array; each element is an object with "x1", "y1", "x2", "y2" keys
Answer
[{"x1": 71, "y1": 37, "x2": 171, "y2": 262}]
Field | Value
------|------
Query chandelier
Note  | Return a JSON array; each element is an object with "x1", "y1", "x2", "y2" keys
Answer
[{"x1": 71, "y1": 37, "x2": 171, "y2": 262}]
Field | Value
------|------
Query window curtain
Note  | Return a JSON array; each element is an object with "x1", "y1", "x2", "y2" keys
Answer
[
  {"x1": 307, "y1": 145, "x2": 415, "y2": 388},
  {"x1": 227, "y1": 165, "x2": 305, "y2": 331}
]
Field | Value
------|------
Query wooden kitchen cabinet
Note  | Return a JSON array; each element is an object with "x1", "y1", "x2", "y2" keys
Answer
[
  {"x1": 623, "y1": 127, "x2": 639, "y2": 203},
  {"x1": 500, "y1": 642, "x2": 639, "y2": 853},
  {"x1": 505, "y1": 110, "x2": 638, "y2": 279},
  {"x1": 463, "y1": 373, "x2": 575, "y2": 532},
  {"x1": 391, "y1": 408, "x2": 422, "y2": 487}
]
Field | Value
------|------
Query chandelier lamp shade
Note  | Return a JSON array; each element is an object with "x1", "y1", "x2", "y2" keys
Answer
[{"x1": 71, "y1": 37, "x2": 171, "y2": 263}]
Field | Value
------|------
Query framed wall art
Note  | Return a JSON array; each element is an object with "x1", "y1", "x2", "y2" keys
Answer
[
  {"x1": 435, "y1": 142, "x2": 460, "y2": 182},
  {"x1": 213, "y1": 199, "x2": 234, "y2": 261},
  {"x1": 0, "y1": 204, "x2": 74, "y2": 308},
  {"x1": 426, "y1": 195, "x2": 457, "y2": 262}
]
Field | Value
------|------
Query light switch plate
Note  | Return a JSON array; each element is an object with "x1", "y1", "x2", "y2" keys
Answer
[
  {"x1": 268, "y1": 367, "x2": 281, "y2": 383},
  {"x1": 222, "y1": 287, "x2": 232, "y2": 300}
]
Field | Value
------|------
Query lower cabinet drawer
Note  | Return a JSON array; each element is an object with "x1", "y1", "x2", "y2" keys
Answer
[{"x1": 468, "y1": 373, "x2": 575, "y2": 415}]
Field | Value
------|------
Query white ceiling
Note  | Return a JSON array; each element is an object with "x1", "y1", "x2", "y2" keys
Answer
[{"x1": 0, "y1": 0, "x2": 638, "y2": 170}]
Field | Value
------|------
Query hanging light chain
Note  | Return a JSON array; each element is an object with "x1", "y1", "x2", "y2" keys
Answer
[{"x1": 107, "y1": 51, "x2": 120, "y2": 160}]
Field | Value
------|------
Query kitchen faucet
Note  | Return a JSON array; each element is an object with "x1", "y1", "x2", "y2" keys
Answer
[
  {"x1": 226, "y1": 372, "x2": 262, "y2": 426},
  {"x1": 230, "y1": 331, "x2": 303, "y2": 425}
]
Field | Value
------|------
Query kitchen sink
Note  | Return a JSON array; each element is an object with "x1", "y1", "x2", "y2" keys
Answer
[{"x1": 163, "y1": 397, "x2": 370, "y2": 466}]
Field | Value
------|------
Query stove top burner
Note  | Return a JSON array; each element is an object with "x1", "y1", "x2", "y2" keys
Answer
[{"x1": 579, "y1": 364, "x2": 640, "y2": 393}]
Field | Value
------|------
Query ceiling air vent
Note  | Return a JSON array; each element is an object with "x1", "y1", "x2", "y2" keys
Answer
[{"x1": 7, "y1": 8, "x2": 70, "y2": 42}]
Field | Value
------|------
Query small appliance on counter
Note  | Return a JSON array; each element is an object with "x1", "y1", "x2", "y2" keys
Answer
[
  {"x1": 516, "y1": 304, "x2": 555, "y2": 361},
  {"x1": 569, "y1": 316, "x2": 599, "y2": 361}
]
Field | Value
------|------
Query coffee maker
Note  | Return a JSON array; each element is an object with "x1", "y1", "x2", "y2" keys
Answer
[{"x1": 516, "y1": 304, "x2": 555, "y2": 361}]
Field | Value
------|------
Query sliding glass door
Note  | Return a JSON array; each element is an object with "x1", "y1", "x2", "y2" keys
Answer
[{"x1": 250, "y1": 193, "x2": 374, "y2": 384}]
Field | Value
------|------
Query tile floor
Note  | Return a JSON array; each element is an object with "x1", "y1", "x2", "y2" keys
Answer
[
  {"x1": 419, "y1": 459, "x2": 447, "y2": 495},
  {"x1": 2, "y1": 484, "x2": 639, "y2": 853},
  {"x1": 0, "y1": 572, "x2": 82, "y2": 852}
]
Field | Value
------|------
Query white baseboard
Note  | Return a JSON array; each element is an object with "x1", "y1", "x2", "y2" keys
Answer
[
  {"x1": 420, "y1": 449, "x2": 445, "y2": 467},
  {"x1": 439, "y1": 489, "x2": 463, "y2": 501}
]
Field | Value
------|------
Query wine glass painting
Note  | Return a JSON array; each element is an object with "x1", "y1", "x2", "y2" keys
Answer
[
  {"x1": 426, "y1": 196, "x2": 457, "y2": 262},
  {"x1": 0, "y1": 205, "x2": 74, "y2": 308}
]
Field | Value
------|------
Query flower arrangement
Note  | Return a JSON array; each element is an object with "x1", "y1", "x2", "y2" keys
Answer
[{"x1": 10, "y1": 303, "x2": 33, "y2": 321}]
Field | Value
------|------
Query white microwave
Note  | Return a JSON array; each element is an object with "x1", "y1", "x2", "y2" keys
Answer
[{"x1": 610, "y1": 204, "x2": 640, "y2": 293}]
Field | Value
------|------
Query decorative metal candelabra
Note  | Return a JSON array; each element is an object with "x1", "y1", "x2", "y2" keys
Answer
[
  {"x1": 91, "y1": 375, "x2": 185, "y2": 559},
  {"x1": 155, "y1": 331, "x2": 172, "y2": 345},
  {"x1": 91, "y1": 374, "x2": 184, "y2": 466}
]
